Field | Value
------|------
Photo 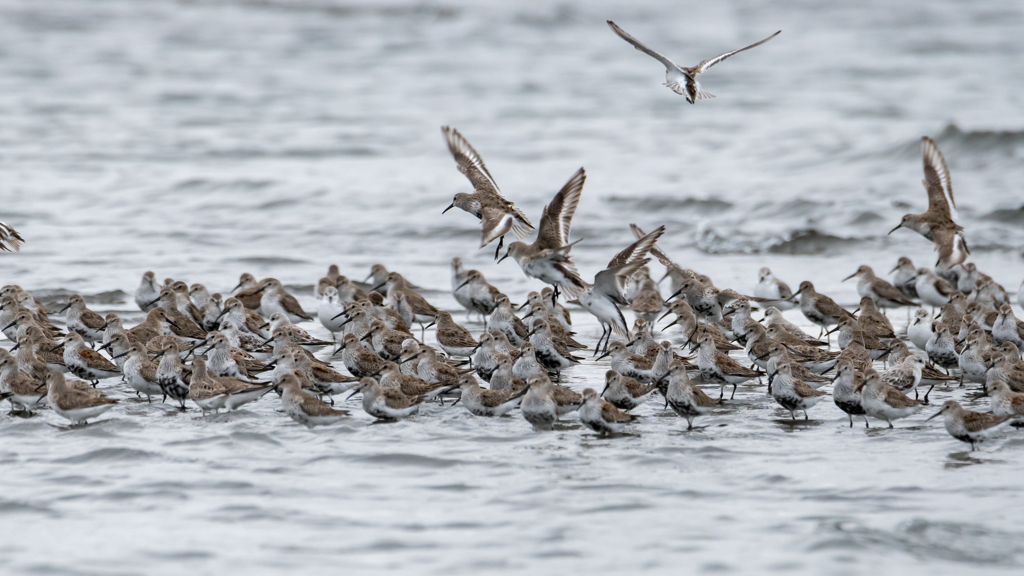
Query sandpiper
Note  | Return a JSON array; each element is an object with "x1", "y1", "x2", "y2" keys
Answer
[
  {"x1": 881, "y1": 355, "x2": 927, "y2": 400},
  {"x1": 0, "y1": 221, "x2": 25, "y2": 252},
  {"x1": 113, "y1": 344, "x2": 163, "y2": 401},
  {"x1": 187, "y1": 359, "x2": 231, "y2": 414},
  {"x1": 988, "y1": 381, "x2": 1024, "y2": 418},
  {"x1": 348, "y1": 377, "x2": 422, "y2": 421},
  {"x1": 722, "y1": 299, "x2": 756, "y2": 347},
  {"x1": 992, "y1": 305, "x2": 1024, "y2": 348},
  {"x1": 498, "y1": 168, "x2": 588, "y2": 303},
  {"x1": 432, "y1": 311, "x2": 479, "y2": 359},
  {"x1": 255, "y1": 279, "x2": 312, "y2": 323},
  {"x1": 277, "y1": 373, "x2": 350, "y2": 427},
  {"x1": 906, "y1": 308, "x2": 933, "y2": 351},
  {"x1": 598, "y1": 341, "x2": 655, "y2": 383},
  {"x1": 170, "y1": 281, "x2": 205, "y2": 326},
  {"x1": 662, "y1": 362, "x2": 720, "y2": 429},
  {"x1": 151, "y1": 288, "x2": 208, "y2": 341},
  {"x1": 927, "y1": 400, "x2": 1013, "y2": 451},
  {"x1": 762, "y1": 306, "x2": 822, "y2": 345},
  {"x1": 761, "y1": 343, "x2": 830, "y2": 389},
  {"x1": 988, "y1": 345, "x2": 1024, "y2": 393},
  {"x1": 454, "y1": 269, "x2": 504, "y2": 323},
  {"x1": 517, "y1": 375, "x2": 558, "y2": 429},
  {"x1": 46, "y1": 370, "x2": 118, "y2": 424},
  {"x1": 601, "y1": 369, "x2": 658, "y2": 411},
  {"x1": 607, "y1": 21, "x2": 780, "y2": 103},
  {"x1": 155, "y1": 341, "x2": 190, "y2": 409},
  {"x1": 528, "y1": 319, "x2": 581, "y2": 377},
  {"x1": 377, "y1": 361, "x2": 448, "y2": 399},
  {"x1": 202, "y1": 332, "x2": 266, "y2": 379},
  {"x1": 336, "y1": 333, "x2": 387, "y2": 378},
  {"x1": 754, "y1": 267, "x2": 796, "y2": 310},
  {"x1": 0, "y1": 351, "x2": 47, "y2": 413},
  {"x1": 895, "y1": 138, "x2": 969, "y2": 268},
  {"x1": 126, "y1": 308, "x2": 175, "y2": 345},
  {"x1": 844, "y1": 265, "x2": 914, "y2": 310},
  {"x1": 441, "y1": 126, "x2": 534, "y2": 256},
  {"x1": 60, "y1": 295, "x2": 108, "y2": 344},
  {"x1": 410, "y1": 345, "x2": 466, "y2": 388},
  {"x1": 231, "y1": 273, "x2": 264, "y2": 310},
  {"x1": 630, "y1": 269, "x2": 665, "y2": 328},
  {"x1": 449, "y1": 374, "x2": 522, "y2": 417},
  {"x1": 578, "y1": 226, "x2": 664, "y2": 354},
  {"x1": 925, "y1": 325, "x2": 959, "y2": 372},
  {"x1": 373, "y1": 272, "x2": 438, "y2": 336},
  {"x1": 694, "y1": 332, "x2": 764, "y2": 399},
  {"x1": 579, "y1": 388, "x2": 637, "y2": 435},
  {"x1": 791, "y1": 281, "x2": 854, "y2": 337},
  {"x1": 830, "y1": 317, "x2": 891, "y2": 360},
  {"x1": 488, "y1": 294, "x2": 529, "y2": 346},
  {"x1": 958, "y1": 326, "x2": 996, "y2": 386},
  {"x1": 481, "y1": 354, "x2": 521, "y2": 391},
  {"x1": 914, "y1": 268, "x2": 953, "y2": 309},
  {"x1": 61, "y1": 332, "x2": 119, "y2": 385},
  {"x1": 831, "y1": 358, "x2": 868, "y2": 428},
  {"x1": 666, "y1": 276, "x2": 723, "y2": 323},
  {"x1": 135, "y1": 271, "x2": 161, "y2": 312},
  {"x1": 889, "y1": 257, "x2": 920, "y2": 300},
  {"x1": 857, "y1": 369, "x2": 922, "y2": 428},
  {"x1": 361, "y1": 320, "x2": 410, "y2": 361},
  {"x1": 769, "y1": 362, "x2": 827, "y2": 421}
]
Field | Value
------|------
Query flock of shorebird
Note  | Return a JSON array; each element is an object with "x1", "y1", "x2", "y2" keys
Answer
[{"x1": 1, "y1": 22, "x2": 1022, "y2": 452}]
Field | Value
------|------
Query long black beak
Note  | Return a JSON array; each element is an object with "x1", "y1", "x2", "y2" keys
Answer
[
  {"x1": 756, "y1": 351, "x2": 771, "y2": 360},
  {"x1": 522, "y1": 311, "x2": 533, "y2": 319},
  {"x1": 442, "y1": 203, "x2": 454, "y2": 214},
  {"x1": 424, "y1": 321, "x2": 436, "y2": 329},
  {"x1": 11, "y1": 342, "x2": 20, "y2": 351},
  {"x1": 517, "y1": 301, "x2": 529, "y2": 311},
  {"x1": 153, "y1": 350, "x2": 166, "y2": 358},
  {"x1": 455, "y1": 279, "x2": 471, "y2": 291},
  {"x1": 360, "y1": 333, "x2": 373, "y2": 342},
  {"x1": 345, "y1": 387, "x2": 363, "y2": 401},
  {"x1": 667, "y1": 289, "x2": 683, "y2": 302},
  {"x1": 111, "y1": 351, "x2": 129, "y2": 360},
  {"x1": 144, "y1": 298, "x2": 160, "y2": 308},
  {"x1": 889, "y1": 265, "x2": 899, "y2": 274},
  {"x1": 888, "y1": 224, "x2": 901, "y2": 235},
  {"x1": 657, "y1": 310, "x2": 673, "y2": 322},
  {"x1": 925, "y1": 411, "x2": 942, "y2": 421},
  {"x1": 842, "y1": 272, "x2": 857, "y2": 282},
  {"x1": 370, "y1": 282, "x2": 386, "y2": 293},
  {"x1": 231, "y1": 281, "x2": 244, "y2": 292},
  {"x1": 1, "y1": 321, "x2": 16, "y2": 331},
  {"x1": 596, "y1": 350, "x2": 610, "y2": 360},
  {"x1": 497, "y1": 250, "x2": 511, "y2": 263},
  {"x1": 168, "y1": 320, "x2": 181, "y2": 331}
]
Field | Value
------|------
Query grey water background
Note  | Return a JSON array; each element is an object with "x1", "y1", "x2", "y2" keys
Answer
[{"x1": 2, "y1": 0, "x2": 1024, "y2": 573}]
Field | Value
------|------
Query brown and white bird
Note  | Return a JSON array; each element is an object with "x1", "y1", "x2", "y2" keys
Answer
[
  {"x1": 927, "y1": 400, "x2": 1014, "y2": 451},
  {"x1": 440, "y1": 126, "x2": 534, "y2": 256},
  {"x1": 579, "y1": 388, "x2": 638, "y2": 435}
]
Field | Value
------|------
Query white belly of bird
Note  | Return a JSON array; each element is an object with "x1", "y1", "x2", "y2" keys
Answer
[{"x1": 52, "y1": 403, "x2": 116, "y2": 424}]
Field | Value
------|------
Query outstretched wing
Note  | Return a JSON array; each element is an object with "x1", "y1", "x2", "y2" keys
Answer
[
  {"x1": 535, "y1": 167, "x2": 586, "y2": 250},
  {"x1": 594, "y1": 258, "x2": 651, "y2": 304},
  {"x1": 441, "y1": 126, "x2": 501, "y2": 196},
  {"x1": 630, "y1": 223, "x2": 676, "y2": 268},
  {"x1": 921, "y1": 136, "x2": 956, "y2": 220},
  {"x1": 480, "y1": 207, "x2": 515, "y2": 248},
  {"x1": 0, "y1": 222, "x2": 24, "y2": 252},
  {"x1": 607, "y1": 21, "x2": 681, "y2": 71},
  {"x1": 608, "y1": 225, "x2": 665, "y2": 268},
  {"x1": 694, "y1": 30, "x2": 781, "y2": 74}
]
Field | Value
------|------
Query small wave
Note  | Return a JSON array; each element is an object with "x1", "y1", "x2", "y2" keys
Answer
[
  {"x1": 606, "y1": 195, "x2": 733, "y2": 214},
  {"x1": 235, "y1": 256, "x2": 310, "y2": 266},
  {"x1": 56, "y1": 447, "x2": 157, "y2": 464},
  {"x1": 697, "y1": 228, "x2": 861, "y2": 256},
  {"x1": 982, "y1": 205, "x2": 1024, "y2": 226},
  {"x1": 352, "y1": 453, "x2": 462, "y2": 468},
  {"x1": 895, "y1": 123, "x2": 1024, "y2": 158}
]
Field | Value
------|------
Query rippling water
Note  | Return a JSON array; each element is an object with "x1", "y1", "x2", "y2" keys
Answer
[{"x1": 3, "y1": 0, "x2": 1024, "y2": 573}]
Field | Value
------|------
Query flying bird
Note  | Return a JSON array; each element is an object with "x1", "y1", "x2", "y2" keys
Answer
[
  {"x1": 607, "y1": 21, "x2": 780, "y2": 104},
  {"x1": 441, "y1": 126, "x2": 534, "y2": 258}
]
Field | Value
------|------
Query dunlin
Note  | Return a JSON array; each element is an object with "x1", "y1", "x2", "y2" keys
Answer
[
  {"x1": 958, "y1": 326, "x2": 996, "y2": 386},
  {"x1": 46, "y1": 370, "x2": 118, "y2": 424},
  {"x1": 694, "y1": 332, "x2": 764, "y2": 399},
  {"x1": 59, "y1": 295, "x2": 108, "y2": 344},
  {"x1": 762, "y1": 306, "x2": 822, "y2": 345},
  {"x1": 440, "y1": 126, "x2": 534, "y2": 255},
  {"x1": 187, "y1": 359, "x2": 230, "y2": 414},
  {"x1": 830, "y1": 317, "x2": 890, "y2": 360},
  {"x1": 790, "y1": 281, "x2": 854, "y2": 337},
  {"x1": 113, "y1": 344, "x2": 164, "y2": 401},
  {"x1": 527, "y1": 319, "x2": 581, "y2": 378},
  {"x1": 410, "y1": 345, "x2": 466, "y2": 388},
  {"x1": 348, "y1": 377, "x2": 422, "y2": 421},
  {"x1": 336, "y1": 333, "x2": 387, "y2": 378},
  {"x1": 263, "y1": 312, "x2": 330, "y2": 348},
  {"x1": 906, "y1": 308, "x2": 933, "y2": 351},
  {"x1": 498, "y1": 168, "x2": 588, "y2": 304},
  {"x1": 988, "y1": 381, "x2": 1024, "y2": 418},
  {"x1": 202, "y1": 332, "x2": 267, "y2": 379},
  {"x1": 372, "y1": 272, "x2": 438, "y2": 336},
  {"x1": 927, "y1": 400, "x2": 1013, "y2": 451},
  {"x1": 0, "y1": 221, "x2": 25, "y2": 252},
  {"x1": 889, "y1": 257, "x2": 919, "y2": 300},
  {"x1": 217, "y1": 297, "x2": 268, "y2": 336},
  {"x1": 854, "y1": 297, "x2": 895, "y2": 339},
  {"x1": 488, "y1": 294, "x2": 529, "y2": 346},
  {"x1": 761, "y1": 343, "x2": 830, "y2": 388},
  {"x1": 135, "y1": 271, "x2": 161, "y2": 312},
  {"x1": 155, "y1": 341, "x2": 191, "y2": 409},
  {"x1": 831, "y1": 358, "x2": 868, "y2": 428},
  {"x1": 992, "y1": 305, "x2": 1024, "y2": 348},
  {"x1": 317, "y1": 286, "x2": 348, "y2": 335},
  {"x1": 13, "y1": 335, "x2": 52, "y2": 381},
  {"x1": 881, "y1": 355, "x2": 927, "y2": 401},
  {"x1": 579, "y1": 388, "x2": 637, "y2": 435},
  {"x1": 607, "y1": 20, "x2": 780, "y2": 104},
  {"x1": 449, "y1": 374, "x2": 522, "y2": 417},
  {"x1": 231, "y1": 273, "x2": 264, "y2": 310},
  {"x1": 857, "y1": 369, "x2": 922, "y2": 428},
  {"x1": 889, "y1": 137, "x2": 969, "y2": 268},
  {"x1": 888, "y1": 339, "x2": 958, "y2": 388},
  {"x1": 454, "y1": 269, "x2": 504, "y2": 324},
  {"x1": 0, "y1": 351, "x2": 47, "y2": 413},
  {"x1": 255, "y1": 279, "x2": 312, "y2": 323},
  {"x1": 769, "y1": 362, "x2": 827, "y2": 421},
  {"x1": 126, "y1": 308, "x2": 175, "y2": 345},
  {"x1": 170, "y1": 281, "x2": 205, "y2": 326},
  {"x1": 432, "y1": 311, "x2": 479, "y2": 359},
  {"x1": 663, "y1": 362, "x2": 720, "y2": 429},
  {"x1": 598, "y1": 341, "x2": 655, "y2": 383},
  {"x1": 151, "y1": 288, "x2": 208, "y2": 341},
  {"x1": 925, "y1": 325, "x2": 959, "y2": 372},
  {"x1": 361, "y1": 320, "x2": 410, "y2": 361},
  {"x1": 578, "y1": 226, "x2": 664, "y2": 354},
  {"x1": 722, "y1": 299, "x2": 757, "y2": 347},
  {"x1": 629, "y1": 269, "x2": 665, "y2": 328},
  {"x1": 601, "y1": 369, "x2": 658, "y2": 411},
  {"x1": 987, "y1": 345, "x2": 1024, "y2": 393},
  {"x1": 377, "y1": 361, "x2": 448, "y2": 399},
  {"x1": 364, "y1": 264, "x2": 390, "y2": 292},
  {"x1": 914, "y1": 268, "x2": 953, "y2": 309},
  {"x1": 61, "y1": 332, "x2": 119, "y2": 385},
  {"x1": 844, "y1": 265, "x2": 914, "y2": 309},
  {"x1": 754, "y1": 267, "x2": 796, "y2": 310},
  {"x1": 277, "y1": 373, "x2": 350, "y2": 427}
]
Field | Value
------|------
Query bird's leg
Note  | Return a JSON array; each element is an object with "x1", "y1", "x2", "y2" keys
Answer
[
  {"x1": 594, "y1": 325, "x2": 608, "y2": 357},
  {"x1": 551, "y1": 286, "x2": 560, "y2": 307},
  {"x1": 888, "y1": 421, "x2": 893, "y2": 429},
  {"x1": 848, "y1": 414, "x2": 853, "y2": 428},
  {"x1": 731, "y1": 384, "x2": 737, "y2": 400},
  {"x1": 804, "y1": 410, "x2": 809, "y2": 421},
  {"x1": 864, "y1": 416, "x2": 870, "y2": 428},
  {"x1": 494, "y1": 236, "x2": 504, "y2": 261}
]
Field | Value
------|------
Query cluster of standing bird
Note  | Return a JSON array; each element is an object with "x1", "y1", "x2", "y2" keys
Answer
[{"x1": 2, "y1": 21, "x2": 1023, "y2": 451}]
